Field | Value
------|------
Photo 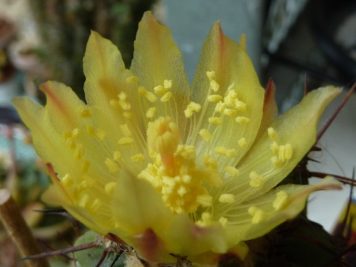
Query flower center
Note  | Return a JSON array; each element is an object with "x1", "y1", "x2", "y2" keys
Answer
[{"x1": 140, "y1": 116, "x2": 213, "y2": 214}]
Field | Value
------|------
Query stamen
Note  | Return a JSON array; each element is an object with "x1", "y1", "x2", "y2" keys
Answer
[
  {"x1": 225, "y1": 166, "x2": 239, "y2": 177},
  {"x1": 105, "y1": 182, "x2": 117, "y2": 194},
  {"x1": 197, "y1": 194, "x2": 213, "y2": 207},
  {"x1": 267, "y1": 127, "x2": 278, "y2": 140},
  {"x1": 199, "y1": 129, "x2": 212, "y2": 142},
  {"x1": 184, "y1": 102, "x2": 202, "y2": 118},
  {"x1": 163, "y1": 79, "x2": 172, "y2": 89},
  {"x1": 208, "y1": 94, "x2": 222, "y2": 102},
  {"x1": 118, "y1": 137, "x2": 134, "y2": 145},
  {"x1": 219, "y1": 194, "x2": 235, "y2": 204},
  {"x1": 215, "y1": 146, "x2": 236, "y2": 157},
  {"x1": 105, "y1": 158, "x2": 119, "y2": 173},
  {"x1": 273, "y1": 191, "x2": 288, "y2": 210},
  {"x1": 208, "y1": 116, "x2": 222, "y2": 125},
  {"x1": 131, "y1": 153, "x2": 145, "y2": 162},
  {"x1": 120, "y1": 124, "x2": 131, "y2": 136},
  {"x1": 235, "y1": 116, "x2": 250, "y2": 124},
  {"x1": 238, "y1": 137, "x2": 247, "y2": 148},
  {"x1": 219, "y1": 217, "x2": 228, "y2": 227},
  {"x1": 146, "y1": 107, "x2": 156, "y2": 119},
  {"x1": 249, "y1": 171, "x2": 265, "y2": 188},
  {"x1": 160, "y1": 91, "x2": 172, "y2": 102}
]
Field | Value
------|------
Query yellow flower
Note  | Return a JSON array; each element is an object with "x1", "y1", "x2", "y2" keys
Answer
[{"x1": 14, "y1": 12, "x2": 341, "y2": 265}]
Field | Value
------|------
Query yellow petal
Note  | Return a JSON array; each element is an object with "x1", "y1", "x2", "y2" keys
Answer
[
  {"x1": 189, "y1": 23, "x2": 264, "y2": 169},
  {"x1": 222, "y1": 177, "x2": 341, "y2": 241},
  {"x1": 130, "y1": 12, "x2": 190, "y2": 135},
  {"x1": 224, "y1": 86, "x2": 341, "y2": 203}
]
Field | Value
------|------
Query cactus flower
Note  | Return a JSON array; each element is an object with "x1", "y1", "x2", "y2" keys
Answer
[{"x1": 14, "y1": 12, "x2": 341, "y2": 265}]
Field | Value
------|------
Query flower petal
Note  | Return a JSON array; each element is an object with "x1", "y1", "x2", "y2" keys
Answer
[
  {"x1": 130, "y1": 12, "x2": 190, "y2": 135},
  {"x1": 188, "y1": 23, "x2": 264, "y2": 169},
  {"x1": 221, "y1": 178, "x2": 341, "y2": 241},
  {"x1": 223, "y1": 86, "x2": 341, "y2": 203}
]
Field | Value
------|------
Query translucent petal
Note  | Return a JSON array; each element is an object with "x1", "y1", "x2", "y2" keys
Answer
[
  {"x1": 188, "y1": 23, "x2": 264, "y2": 169},
  {"x1": 130, "y1": 12, "x2": 190, "y2": 137},
  {"x1": 222, "y1": 86, "x2": 341, "y2": 203}
]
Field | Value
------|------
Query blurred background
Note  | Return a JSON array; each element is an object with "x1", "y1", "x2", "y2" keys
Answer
[{"x1": 0, "y1": 0, "x2": 355, "y2": 266}]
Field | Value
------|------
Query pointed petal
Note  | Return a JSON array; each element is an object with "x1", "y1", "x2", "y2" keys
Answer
[
  {"x1": 222, "y1": 178, "x2": 341, "y2": 241},
  {"x1": 130, "y1": 12, "x2": 190, "y2": 134},
  {"x1": 258, "y1": 79, "x2": 278, "y2": 136},
  {"x1": 188, "y1": 23, "x2": 264, "y2": 169},
  {"x1": 223, "y1": 86, "x2": 341, "y2": 203}
]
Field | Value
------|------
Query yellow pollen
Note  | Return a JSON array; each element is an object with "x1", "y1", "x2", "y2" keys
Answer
[
  {"x1": 119, "y1": 101, "x2": 131, "y2": 111},
  {"x1": 223, "y1": 108, "x2": 237, "y2": 117},
  {"x1": 268, "y1": 127, "x2": 278, "y2": 140},
  {"x1": 273, "y1": 191, "x2": 288, "y2": 210},
  {"x1": 271, "y1": 156, "x2": 282, "y2": 168},
  {"x1": 215, "y1": 101, "x2": 225, "y2": 113},
  {"x1": 80, "y1": 108, "x2": 91, "y2": 118},
  {"x1": 284, "y1": 143, "x2": 293, "y2": 160},
  {"x1": 215, "y1": 146, "x2": 236, "y2": 157},
  {"x1": 182, "y1": 175, "x2": 191, "y2": 183},
  {"x1": 118, "y1": 92, "x2": 127, "y2": 101},
  {"x1": 105, "y1": 158, "x2": 119, "y2": 173},
  {"x1": 238, "y1": 137, "x2": 247, "y2": 148},
  {"x1": 120, "y1": 124, "x2": 131, "y2": 136},
  {"x1": 204, "y1": 155, "x2": 217, "y2": 169},
  {"x1": 184, "y1": 102, "x2": 201, "y2": 118},
  {"x1": 235, "y1": 100, "x2": 247, "y2": 111},
  {"x1": 208, "y1": 116, "x2": 222, "y2": 125},
  {"x1": 270, "y1": 142, "x2": 279, "y2": 154},
  {"x1": 105, "y1": 182, "x2": 117, "y2": 194},
  {"x1": 225, "y1": 166, "x2": 239, "y2": 177},
  {"x1": 249, "y1": 171, "x2": 265, "y2": 188},
  {"x1": 248, "y1": 207, "x2": 264, "y2": 224},
  {"x1": 163, "y1": 79, "x2": 172, "y2": 89},
  {"x1": 176, "y1": 145, "x2": 195, "y2": 160},
  {"x1": 160, "y1": 91, "x2": 173, "y2": 102},
  {"x1": 208, "y1": 94, "x2": 222, "y2": 102},
  {"x1": 197, "y1": 194, "x2": 213, "y2": 207},
  {"x1": 219, "y1": 217, "x2": 228, "y2": 227},
  {"x1": 210, "y1": 80, "x2": 220, "y2": 92},
  {"x1": 177, "y1": 186, "x2": 187, "y2": 196},
  {"x1": 131, "y1": 153, "x2": 145, "y2": 162},
  {"x1": 154, "y1": 85, "x2": 165, "y2": 95},
  {"x1": 278, "y1": 145, "x2": 286, "y2": 162},
  {"x1": 206, "y1": 70, "x2": 216, "y2": 80},
  {"x1": 201, "y1": 212, "x2": 212, "y2": 222},
  {"x1": 72, "y1": 128, "x2": 80, "y2": 137},
  {"x1": 235, "y1": 116, "x2": 250, "y2": 124},
  {"x1": 146, "y1": 107, "x2": 156, "y2": 119},
  {"x1": 139, "y1": 87, "x2": 157, "y2": 102},
  {"x1": 199, "y1": 129, "x2": 212, "y2": 142},
  {"x1": 118, "y1": 137, "x2": 133, "y2": 145},
  {"x1": 219, "y1": 194, "x2": 235, "y2": 204}
]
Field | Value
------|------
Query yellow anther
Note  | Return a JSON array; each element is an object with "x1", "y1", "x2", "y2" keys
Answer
[
  {"x1": 249, "y1": 171, "x2": 265, "y2": 188},
  {"x1": 79, "y1": 194, "x2": 89, "y2": 208},
  {"x1": 208, "y1": 116, "x2": 222, "y2": 125},
  {"x1": 215, "y1": 101, "x2": 225, "y2": 113},
  {"x1": 208, "y1": 94, "x2": 222, "y2": 102},
  {"x1": 219, "y1": 194, "x2": 235, "y2": 204},
  {"x1": 126, "y1": 75, "x2": 138, "y2": 84},
  {"x1": 215, "y1": 146, "x2": 236, "y2": 157},
  {"x1": 210, "y1": 80, "x2": 220, "y2": 92},
  {"x1": 197, "y1": 195, "x2": 213, "y2": 207},
  {"x1": 176, "y1": 145, "x2": 195, "y2": 160},
  {"x1": 206, "y1": 70, "x2": 216, "y2": 80},
  {"x1": 248, "y1": 206, "x2": 264, "y2": 224},
  {"x1": 146, "y1": 107, "x2": 156, "y2": 119},
  {"x1": 118, "y1": 137, "x2": 133, "y2": 145},
  {"x1": 235, "y1": 100, "x2": 247, "y2": 111},
  {"x1": 131, "y1": 153, "x2": 145, "y2": 162},
  {"x1": 270, "y1": 142, "x2": 279, "y2": 154},
  {"x1": 119, "y1": 100, "x2": 131, "y2": 111},
  {"x1": 72, "y1": 128, "x2": 80, "y2": 137},
  {"x1": 182, "y1": 175, "x2": 191, "y2": 183},
  {"x1": 163, "y1": 79, "x2": 172, "y2": 89},
  {"x1": 184, "y1": 102, "x2": 201, "y2": 118},
  {"x1": 154, "y1": 85, "x2": 165, "y2": 95},
  {"x1": 199, "y1": 129, "x2": 212, "y2": 142},
  {"x1": 271, "y1": 156, "x2": 282, "y2": 168},
  {"x1": 284, "y1": 143, "x2": 293, "y2": 160},
  {"x1": 105, "y1": 182, "x2": 117, "y2": 194},
  {"x1": 160, "y1": 91, "x2": 173, "y2": 102},
  {"x1": 118, "y1": 92, "x2": 127, "y2": 101},
  {"x1": 268, "y1": 127, "x2": 278, "y2": 140},
  {"x1": 139, "y1": 87, "x2": 157, "y2": 102},
  {"x1": 177, "y1": 186, "x2": 187, "y2": 196},
  {"x1": 235, "y1": 116, "x2": 250, "y2": 124},
  {"x1": 238, "y1": 137, "x2": 247, "y2": 148},
  {"x1": 225, "y1": 166, "x2": 239, "y2": 177},
  {"x1": 105, "y1": 158, "x2": 119, "y2": 173},
  {"x1": 219, "y1": 217, "x2": 228, "y2": 227},
  {"x1": 223, "y1": 108, "x2": 237, "y2": 117},
  {"x1": 278, "y1": 145, "x2": 285, "y2": 162},
  {"x1": 80, "y1": 108, "x2": 91, "y2": 118},
  {"x1": 273, "y1": 191, "x2": 288, "y2": 210},
  {"x1": 201, "y1": 212, "x2": 212, "y2": 222},
  {"x1": 120, "y1": 124, "x2": 131, "y2": 136}
]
